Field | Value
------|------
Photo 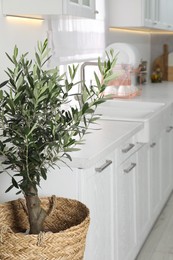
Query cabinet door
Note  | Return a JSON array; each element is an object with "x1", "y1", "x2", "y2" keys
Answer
[
  {"x1": 109, "y1": 0, "x2": 144, "y2": 27},
  {"x1": 64, "y1": 0, "x2": 96, "y2": 18},
  {"x1": 136, "y1": 143, "x2": 150, "y2": 247},
  {"x1": 166, "y1": 1, "x2": 173, "y2": 28},
  {"x1": 81, "y1": 154, "x2": 115, "y2": 260},
  {"x1": 158, "y1": 0, "x2": 173, "y2": 29},
  {"x1": 144, "y1": 0, "x2": 165, "y2": 28},
  {"x1": 160, "y1": 126, "x2": 173, "y2": 203},
  {"x1": 149, "y1": 136, "x2": 161, "y2": 223},
  {"x1": 2, "y1": 0, "x2": 64, "y2": 16},
  {"x1": 2, "y1": 0, "x2": 96, "y2": 19},
  {"x1": 116, "y1": 153, "x2": 137, "y2": 260},
  {"x1": 109, "y1": 0, "x2": 173, "y2": 30},
  {"x1": 159, "y1": 0, "x2": 168, "y2": 27},
  {"x1": 145, "y1": 0, "x2": 157, "y2": 23}
]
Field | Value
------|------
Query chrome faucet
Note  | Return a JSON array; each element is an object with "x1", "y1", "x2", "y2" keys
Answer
[{"x1": 80, "y1": 61, "x2": 99, "y2": 93}]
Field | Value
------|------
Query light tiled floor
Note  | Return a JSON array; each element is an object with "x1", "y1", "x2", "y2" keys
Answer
[{"x1": 136, "y1": 193, "x2": 173, "y2": 260}]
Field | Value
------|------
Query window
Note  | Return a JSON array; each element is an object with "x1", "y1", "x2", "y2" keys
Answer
[
  {"x1": 47, "y1": 16, "x2": 105, "y2": 65},
  {"x1": 82, "y1": 0, "x2": 90, "y2": 7},
  {"x1": 70, "y1": 0, "x2": 79, "y2": 3}
]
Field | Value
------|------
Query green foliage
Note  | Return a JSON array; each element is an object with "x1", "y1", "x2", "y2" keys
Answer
[
  {"x1": 97, "y1": 49, "x2": 118, "y2": 85},
  {"x1": 0, "y1": 39, "x2": 117, "y2": 196}
]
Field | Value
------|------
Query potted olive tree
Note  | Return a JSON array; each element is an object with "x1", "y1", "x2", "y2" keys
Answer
[{"x1": 0, "y1": 39, "x2": 117, "y2": 260}]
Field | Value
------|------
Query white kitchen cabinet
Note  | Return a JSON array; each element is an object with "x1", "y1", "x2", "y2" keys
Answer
[
  {"x1": 159, "y1": 0, "x2": 173, "y2": 30},
  {"x1": 144, "y1": 0, "x2": 170, "y2": 30},
  {"x1": 38, "y1": 101, "x2": 173, "y2": 260},
  {"x1": 109, "y1": 0, "x2": 144, "y2": 28},
  {"x1": 64, "y1": 0, "x2": 96, "y2": 19},
  {"x1": 149, "y1": 106, "x2": 173, "y2": 226},
  {"x1": 149, "y1": 135, "x2": 162, "y2": 224},
  {"x1": 144, "y1": 0, "x2": 158, "y2": 28},
  {"x1": 109, "y1": 0, "x2": 173, "y2": 31},
  {"x1": 160, "y1": 125, "x2": 173, "y2": 204},
  {"x1": 40, "y1": 151, "x2": 115, "y2": 260},
  {"x1": 82, "y1": 133, "x2": 149, "y2": 260},
  {"x1": 1, "y1": 0, "x2": 96, "y2": 19},
  {"x1": 116, "y1": 153, "x2": 137, "y2": 260},
  {"x1": 136, "y1": 143, "x2": 150, "y2": 249},
  {"x1": 81, "y1": 153, "x2": 115, "y2": 260},
  {"x1": 114, "y1": 135, "x2": 146, "y2": 260}
]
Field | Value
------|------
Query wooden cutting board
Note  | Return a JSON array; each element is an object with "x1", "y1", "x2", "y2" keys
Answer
[
  {"x1": 152, "y1": 44, "x2": 173, "y2": 81},
  {"x1": 168, "y1": 52, "x2": 173, "y2": 81}
]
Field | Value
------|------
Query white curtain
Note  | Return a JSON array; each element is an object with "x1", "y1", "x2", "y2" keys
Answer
[{"x1": 47, "y1": 16, "x2": 105, "y2": 65}]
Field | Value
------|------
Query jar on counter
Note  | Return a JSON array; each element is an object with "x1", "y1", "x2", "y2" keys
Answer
[{"x1": 151, "y1": 67, "x2": 162, "y2": 83}]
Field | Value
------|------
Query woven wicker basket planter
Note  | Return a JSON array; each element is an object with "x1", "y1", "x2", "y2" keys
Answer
[{"x1": 0, "y1": 196, "x2": 90, "y2": 260}]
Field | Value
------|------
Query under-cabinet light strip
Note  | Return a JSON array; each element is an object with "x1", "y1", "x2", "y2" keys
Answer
[
  {"x1": 109, "y1": 27, "x2": 173, "y2": 35},
  {"x1": 6, "y1": 15, "x2": 44, "y2": 21}
]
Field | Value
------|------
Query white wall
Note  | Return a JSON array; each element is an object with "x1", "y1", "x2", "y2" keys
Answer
[
  {"x1": 104, "y1": 0, "x2": 151, "y2": 79},
  {"x1": 107, "y1": 31, "x2": 151, "y2": 64},
  {"x1": 107, "y1": 32, "x2": 173, "y2": 77},
  {"x1": 0, "y1": 5, "x2": 48, "y2": 202},
  {"x1": 0, "y1": 4, "x2": 47, "y2": 83},
  {"x1": 151, "y1": 34, "x2": 173, "y2": 65}
]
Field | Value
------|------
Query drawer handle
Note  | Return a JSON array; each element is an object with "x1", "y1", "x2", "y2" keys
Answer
[
  {"x1": 150, "y1": 142, "x2": 156, "y2": 148},
  {"x1": 95, "y1": 160, "x2": 112, "y2": 173},
  {"x1": 122, "y1": 143, "x2": 135, "y2": 153},
  {"x1": 166, "y1": 126, "x2": 173, "y2": 133},
  {"x1": 124, "y1": 163, "x2": 136, "y2": 174}
]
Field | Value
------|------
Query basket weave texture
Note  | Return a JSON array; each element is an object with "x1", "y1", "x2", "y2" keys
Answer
[{"x1": 0, "y1": 197, "x2": 90, "y2": 260}]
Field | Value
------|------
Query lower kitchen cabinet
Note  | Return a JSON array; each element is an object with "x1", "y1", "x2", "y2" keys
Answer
[
  {"x1": 40, "y1": 123, "x2": 173, "y2": 260},
  {"x1": 136, "y1": 143, "x2": 150, "y2": 249},
  {"x1": 80, "y1": 153, "x2": 115, "y2": 260},
  {"x1": 149, "y1": 134, "x2": 162, "y2": 224},
  {"x1": 40, "y1": 152, "x2": 115, "y2": 260},
  {"x1": 115, "y1": 153, "x2": 138, "y2": 260},
  {"x1": 115, "y1": 141, "x2": 151, "y2": 260},
  {"x1": 82, "y1": 135, "x2": 146, "y2": 260},
  {"x1": 149, "y1": 124, "x2": 173, "y2": 227},
  {"x1": 160, "y1": 125, "x2": 173, "y2": 204}
]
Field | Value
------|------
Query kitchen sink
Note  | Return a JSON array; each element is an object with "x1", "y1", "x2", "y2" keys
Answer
[
  {"x1": 97, "y1": 100, "x2": 165, "y2": 120},
  {"x1": 98, "y1": 100, "x2": 165, "y2": 111},
  {"x1": 96, "y1": 100, "x2": 171, "y2": 143}
]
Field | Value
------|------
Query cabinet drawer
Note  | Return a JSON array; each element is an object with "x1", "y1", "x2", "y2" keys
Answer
[{"x1": 117, "y1": 136, "x2": 142, "y2": 165}]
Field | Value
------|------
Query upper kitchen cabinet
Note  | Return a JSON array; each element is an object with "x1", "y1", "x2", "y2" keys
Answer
[
  {"x1": 158, "y1": 0, "x2": 173, "y2": 30},
  {"x1": 64, "y1": 0, "x2": 97, "y2": 19},
  {"x1": 1, "y1": 0, "x2": 96, "y2": 19},
  {"x1": 109, "y1": 0, "x2": 173, "y2": 31}
]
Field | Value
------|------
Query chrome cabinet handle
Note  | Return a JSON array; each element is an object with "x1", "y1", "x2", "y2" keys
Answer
[
  {"x1": 122, "y1": 143, "x2": 135, "y2": 153},
  {"x1": 166, "y1": 126, "x2": 173, "y2": 133},
  {"x1": 124, "y1": 163, "x2": 137, "y2": 174},
  {"x1": 95, "y1": 160, "x2": 112, "y2": 173},
  {"x1": 150, "y1": 142, "x2": 156, "y2": 148}
]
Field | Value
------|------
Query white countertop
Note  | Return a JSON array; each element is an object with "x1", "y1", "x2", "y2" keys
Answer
[
  {"x1": 64, "y1": 81, "x2": 173, "y2": 169},
  {"x1": 134, "y1": 81, "x2": 173, "y2": 104},
  {"x1": 66, "y1": 119, "x2": 143, "y2": 169}
]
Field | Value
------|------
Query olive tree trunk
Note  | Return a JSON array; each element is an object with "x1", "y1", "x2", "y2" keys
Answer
[{"x1": 25, "y1": 186, "x2": 47, "y2": 234}]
